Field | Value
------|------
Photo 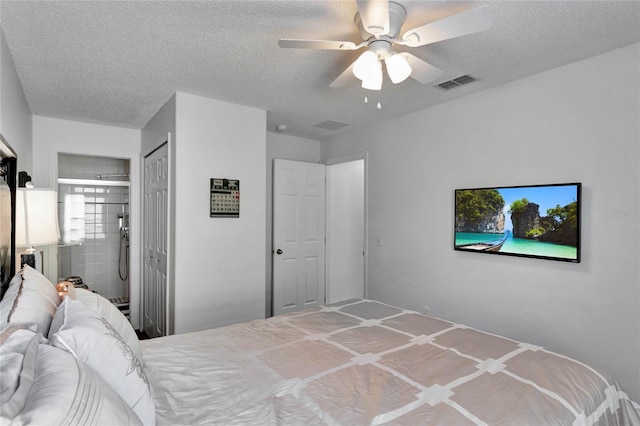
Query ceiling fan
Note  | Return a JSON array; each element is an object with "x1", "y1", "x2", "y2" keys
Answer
[{"x1": 278, "y1": 0, "x2": 492, "y2": 90}]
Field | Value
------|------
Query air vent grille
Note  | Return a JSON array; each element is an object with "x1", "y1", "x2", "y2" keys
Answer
[
  {"x1": 314, "y1": 120, "x2": 350, "y2": 131},
  {"x1": 435, "y1": 74, "x2": 477, "y2": 91}
]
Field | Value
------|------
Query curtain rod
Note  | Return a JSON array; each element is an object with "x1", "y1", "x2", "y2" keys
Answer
[{"x1": 57, "y1": 178, "x2": 130, "y2": 187}]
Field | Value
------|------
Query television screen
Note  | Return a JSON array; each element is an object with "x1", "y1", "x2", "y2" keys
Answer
[{"x1": 454, "y1": 183, "x2": 581, "y2": 263}]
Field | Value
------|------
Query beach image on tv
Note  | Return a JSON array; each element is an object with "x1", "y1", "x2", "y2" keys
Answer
[{"x1": 454, "y1": 183, "x2": 580, "y2": 262}]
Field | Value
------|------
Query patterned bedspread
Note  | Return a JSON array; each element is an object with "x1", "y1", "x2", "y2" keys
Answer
[{"x1": 141, "y1": 299, "x2": 640, "y2": 425}]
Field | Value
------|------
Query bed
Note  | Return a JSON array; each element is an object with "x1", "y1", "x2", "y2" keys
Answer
[
  {"x1": 1, "y1": 267, "x2": 639, "y2": 425},
  {"x1": 142, "y1": 299, "x2": 640, "y2": 425}
]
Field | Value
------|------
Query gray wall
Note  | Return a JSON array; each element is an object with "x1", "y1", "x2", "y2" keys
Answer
[
  {"x1": 0, "y1": 29, "x2": 32, "y2": 171},
  {"x1": 320, "y1": 43, "x2": 640, "y2": 401}
]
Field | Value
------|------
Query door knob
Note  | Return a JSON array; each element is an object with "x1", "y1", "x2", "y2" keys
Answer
[{"x1": 275, "y1": 249, "x2": 283, "y2": 255}]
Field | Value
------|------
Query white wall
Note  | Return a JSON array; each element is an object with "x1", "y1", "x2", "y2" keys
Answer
[
  {"x1": 173, "y1": 92, "x2": 266, "y2": 333},
  {"x1": 141, "y1": 94, "x2": 175, "y2": 155},
  {"x1": 32, "y1": 117, "x2": 141, "y2": 189},
  {"x1": 0, "y1": 29, "x2": 32, "y2": 171},
  {"x1": 265, "y1": 132, "x2": 321, "y2": 317},
  {"x1": 32, "y1": 116, "x2": 142, "y2": 327},
  {"x1": 320, "y1": 43, "x2": 640, "y2": 402}
]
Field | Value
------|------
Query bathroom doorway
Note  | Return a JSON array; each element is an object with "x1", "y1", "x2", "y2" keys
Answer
[{"x1": 57, "y1": 154, "x2": 131, "y2": 317}]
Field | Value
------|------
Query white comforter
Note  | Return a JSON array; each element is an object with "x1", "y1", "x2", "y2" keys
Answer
[{"x1": 141, "y1": 300, "x2": 640, "y2": 425}]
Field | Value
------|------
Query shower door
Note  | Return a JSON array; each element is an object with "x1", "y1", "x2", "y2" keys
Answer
[{"x1": 143, "y1": 143, "x2": 169, "y2": 338}]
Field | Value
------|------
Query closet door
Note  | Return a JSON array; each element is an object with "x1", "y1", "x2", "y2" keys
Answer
[{"x1": 143, "y1": 143, "x2": 168, "y2": 337}]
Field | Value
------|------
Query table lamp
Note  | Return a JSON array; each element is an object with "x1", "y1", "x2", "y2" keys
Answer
[{"x1": 15, "y1": 188, "x2": 60, "y2": 272}]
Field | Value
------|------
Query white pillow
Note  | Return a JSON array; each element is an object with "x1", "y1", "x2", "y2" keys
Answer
[
  {"x1": 0, "y1": 273, "x2": 23, "y2": 323},
  {"x1": 1, "y1": 333, "x2": 143, "y2": 425},
  {"x1": 72, "y1": 287, "x2": 142, "y2": 362},
  {"x1": 2, "y1": 266, "x2": 61, "y2": 335},
  {"x1": 0, "y1": 325, "x2": 43, "y2": 405},
  {"x1": 21, "y1": 265, "x2": 59, "y2": 298},
  {"x1": 49, "y1": 297, "x2": 155, "y2": 425}
]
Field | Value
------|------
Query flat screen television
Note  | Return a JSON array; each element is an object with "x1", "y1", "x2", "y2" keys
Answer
[{"x1": 454, "y1": 182, "x2": 581, "y2": 263}]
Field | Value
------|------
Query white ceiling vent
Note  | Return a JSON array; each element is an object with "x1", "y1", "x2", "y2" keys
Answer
[
  {"x1": 314, "y1": 120, "x2": 350, "y2": 131},
  {"x1": 435, "y1": 75, "x2": 477, "y2": 91}
]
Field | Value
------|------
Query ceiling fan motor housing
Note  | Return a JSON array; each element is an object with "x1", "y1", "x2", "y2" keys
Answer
[
  {"x1": 368, "y1": 40, "x2": 394, "y2": 60},
  {"x1": 354, "y1": 1, "x2": 407, "y2": 41}
]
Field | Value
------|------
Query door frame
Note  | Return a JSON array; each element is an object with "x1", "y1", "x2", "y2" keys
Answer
[
  {"x1": 269, "y1": 152, "x2": 368, "y2": 316},
  {"x1": 141, "y1": 133, "x2": 173, "y2": 335},
  {"x1": 325, "y1": 152, "x2": 369, "y2": 302},
  {"x1": 50, "y1": 147, "x2": 142, "y2": 329}
]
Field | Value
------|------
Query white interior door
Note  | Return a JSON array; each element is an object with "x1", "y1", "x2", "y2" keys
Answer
[
  {"x1": 272, "y1": 159, "x2": 325, "y2": 315},
  {"x1": 327, "y1": 159, "x2": 365, "y2": 303},
  {"x1": 143, "y1": 143, "x2": 168, "y2": 337}
]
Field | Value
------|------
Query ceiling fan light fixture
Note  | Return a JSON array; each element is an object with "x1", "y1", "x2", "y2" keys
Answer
[
  {"x1": 361, "y1": 65, "x2": 382, "y2": 91},
  {"x1": 352, "y1": 50, "x2": 379, "y2": 81},
  {"x1": 385, "y1": 53, "x2": 412, "y2": 84}
]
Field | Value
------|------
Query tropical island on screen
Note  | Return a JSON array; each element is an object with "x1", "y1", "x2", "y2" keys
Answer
[{"x1": 454, "y1": 184, "x2": 580, "y2": 261}]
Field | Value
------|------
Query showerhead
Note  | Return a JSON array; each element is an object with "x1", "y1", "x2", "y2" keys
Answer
[{"x1": 118, "y1": 213, "x2": 129, "y2": 230}]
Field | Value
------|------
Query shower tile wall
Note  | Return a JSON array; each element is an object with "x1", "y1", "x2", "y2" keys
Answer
[{"x1": 58, "y1": 154, "x2": 129, "y2": 299}]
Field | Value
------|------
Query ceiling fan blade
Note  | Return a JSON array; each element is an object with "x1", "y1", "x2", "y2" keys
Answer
[
  {"x1": 330, "y1": 61, "x2": 357, "y2": 88},
  {"x1": 356, "y1": 0, "x2": 390, "y2": 37},
  {"x1": 278, "y1": 39, "x2": 361, "y2": 50},
  {"x1": 399, "y1": 53, "x2": 443, "y2": 84},
  {"x1": 401, "y1": 6, "x2": 492, "y2": 47}
]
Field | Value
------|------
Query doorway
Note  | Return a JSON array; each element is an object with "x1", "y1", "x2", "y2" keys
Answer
[
  {"x1": 326, "y1": 158, "x2": 365, "y2": 303},
  {"x1": 57, "y1": 154, "x2": 131, "y2": 314},
  {"x1": 271, "y1": 154, "x2": 366, "y2": 315}
]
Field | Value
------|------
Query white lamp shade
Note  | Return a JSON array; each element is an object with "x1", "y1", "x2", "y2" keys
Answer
[
  {"x1": 361, "y1": 64, "x2": 383, "y2": 91},
  {"x1": 385, "y1": 53, "x2": 412, "y2": 84},
  {"x1": 352, "y1": 51, "x2": 379, "y2": 81},
  {"x1": 15, "y1": 188, "x2": 60, "y2": 247}
]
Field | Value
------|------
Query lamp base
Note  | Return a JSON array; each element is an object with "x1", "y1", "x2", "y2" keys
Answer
[{"x1": 18, "y1": 249, "x2": 42, "y2": 273}]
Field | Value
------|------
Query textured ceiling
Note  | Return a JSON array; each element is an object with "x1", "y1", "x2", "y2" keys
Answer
[{"x1": 1, "y1": 1, "x2": 639, "y2": 141}]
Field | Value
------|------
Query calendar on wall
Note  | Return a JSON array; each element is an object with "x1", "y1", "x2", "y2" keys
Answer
[{"x1": 210, "y1": 178, "x2": 240, "y2": 218}]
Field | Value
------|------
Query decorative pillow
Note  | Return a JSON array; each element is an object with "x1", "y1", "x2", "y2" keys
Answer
[
  {"x1": 3, "y1": 266, "x2": 61, "y2": 335},
  {"x1": 72, "y1": 287, "x2": 142, "y2": 363},
  {"x1": 0, "y1": 273, "x2": 23, "y2": 324},
  {"x1": 49, "y1": 297, "x2": 155, "y2": 425},
  {"x1": 0, "y1": 324, "x2": 43, "y2": 405},
  {"x1": 21, "y1": 265, "x2": 59, "y2": 298},
  {"x1": 0, "y1": 332, "x2": 142, "y2": 425}
]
